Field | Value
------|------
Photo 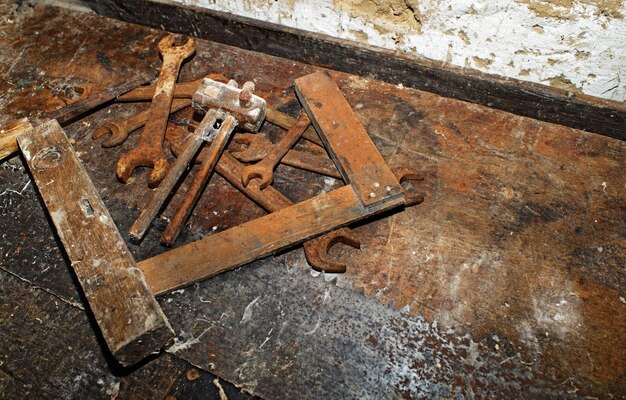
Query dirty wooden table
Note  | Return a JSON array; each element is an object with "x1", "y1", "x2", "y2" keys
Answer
[{"x1": 1, "y1": 3, "x2": 624, "y2": 399}]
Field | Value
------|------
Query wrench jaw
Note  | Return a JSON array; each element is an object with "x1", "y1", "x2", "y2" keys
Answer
[
  {"x1": 116, "y1": 149, "x2": 170, "y2": 188},
  {"x1": 241, "y1": 165, "x2": 273, "y2": 190},
  {"x1": 304, "y1": 228, "x2": 362, "y2": 273},
  {"x1": 230, "y1": 133, "x2": 268, "y2": 163},
  {"x1": 157, "y1": 35, "x2": 196, "y2": 60},
  {"x1": 393, "y1": 166, "x2": 426, "y2": 207},
  {"x1": 92, "y1": 121, "x2": 130, "y2": 148}
]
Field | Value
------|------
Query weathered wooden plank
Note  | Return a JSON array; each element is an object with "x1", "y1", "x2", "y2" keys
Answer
[
  {"x1": 17, "y1": 120, "x2": 173, "y2": 366},
  {"x1": 138, "y1": 185, "x2": 405, "y2": 295},
  {"x1": 0, "y1": 118, "x2": 32, "y2": 161},
  {"x1": 295, "y1": 71, "x2": 403, "y2": 209},
  {"x1": 81, "y1": 0, "x2": 626, "y2": 140}
]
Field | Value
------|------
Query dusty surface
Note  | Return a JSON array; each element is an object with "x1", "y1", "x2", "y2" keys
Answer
[{"x1": 0, "y1": 2, "x2": 625, "y2": 399}]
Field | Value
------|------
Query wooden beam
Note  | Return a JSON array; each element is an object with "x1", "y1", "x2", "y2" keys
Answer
[
  {"x1": 18, "y1": 120, "x2": 173, "y2": 366},
  {"x1": 79, "y1": 0, "x2": 626, "y2": 141},
  {"x1": 0, "y1": 118, "x2": 32, "y2": 161},
  {"x1": 296, "y1": 71, "x2": 403, "y2": 209},
  {"x1": 138, "y1": 185, "x2": 405, "y2": 295}
]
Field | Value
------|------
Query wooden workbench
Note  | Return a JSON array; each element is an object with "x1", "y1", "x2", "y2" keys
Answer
[{"x1": 0, "y1": 2, "x2": 624, "y2": 398}]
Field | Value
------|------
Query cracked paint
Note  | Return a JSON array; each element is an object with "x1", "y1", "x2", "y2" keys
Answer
[{"x1": 175, "y1": 0, "x2": 626, "y2": 101}]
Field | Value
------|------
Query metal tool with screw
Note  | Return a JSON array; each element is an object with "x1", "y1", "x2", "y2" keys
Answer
[
  {"x1": 129, "y1": 78, "x2": 267, "y2": 244},
  {"x1": 161, "y1": 79, "x2": 264, "y2": 246}
]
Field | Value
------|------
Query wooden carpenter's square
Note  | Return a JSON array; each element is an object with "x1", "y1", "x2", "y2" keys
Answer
[{"x1": 136, "y1": 71, "x2": 423, "y2": 294}]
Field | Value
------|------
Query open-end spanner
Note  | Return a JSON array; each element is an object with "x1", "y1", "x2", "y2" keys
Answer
[
  {"x1": 92, "y1": 98, "x2": 191, "y2": 147},
  {"x1": 241, "y1": 111, "x2": 310, "y2": 189},
  {"x1": 231, "y1": 133, "x2": 341, "y2": 179},
  {"x1": 392, "y1": 166, "x2": 425, "y2": 206},
  {"x1": 116, "y1": 34, "x2": 196, "y2": 188}
]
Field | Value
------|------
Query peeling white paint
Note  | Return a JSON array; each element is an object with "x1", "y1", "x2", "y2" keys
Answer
[{"x1": 175, "y1": 0, "x2": 626, "y2": 101}]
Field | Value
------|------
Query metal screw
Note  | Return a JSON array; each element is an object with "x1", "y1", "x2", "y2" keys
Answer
[{"x1": 239, "y1": 81, "x2": 255, "y2": 106}]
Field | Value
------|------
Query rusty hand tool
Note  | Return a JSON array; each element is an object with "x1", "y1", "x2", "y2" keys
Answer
[
  {"x1": 116, "y1": 34, "x2": 196, "y2": 188},
  {"x1": 116, "y1": 73, "x2": 228, "y2": 102},
  {"x1": 161, "y1": 115, "x2": 237, "y2": 246},
  {"x1": 1, "y1": 76, "x2": 155, "y2": 162},
  {"x1": 231, "y1": 133, "x2": 341, "y2": 179},
  {"x1": 92, "y1": 98, "x2": 191, "y2": 147},
  {"x1": 129, "y1": 109, "x2": 221, "y2": 241},
  {"x1": 241, "y1": 112, "x2": 310, "y2": 189},
  {"x1": 160, "y1": 79, "x2": 267, "y2": 246},
  {"x1": 230, "y1": 146, "x2": 424, "y2": 272},
  {"x1": 393, "y1": 166, "x2": 425, "y2": 206}
]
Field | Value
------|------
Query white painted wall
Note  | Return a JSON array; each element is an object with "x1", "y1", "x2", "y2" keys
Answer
[{"x1": 174, "y1": 0, "x2": 625, "y2": 102}]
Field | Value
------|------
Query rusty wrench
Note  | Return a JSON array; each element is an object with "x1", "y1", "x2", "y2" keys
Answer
[
  {"x1": 231, "y1": 133, "x2": 341, "y2": 179},
  {"x1": 116, "y1": 34, "x2": 196, "y2": 188},
  {"x1": 92, "y1": 98, "x2": 191, "y2": 147},
  {"x1": 241, "y1": 112, "x2": 310, "y2": 189}
]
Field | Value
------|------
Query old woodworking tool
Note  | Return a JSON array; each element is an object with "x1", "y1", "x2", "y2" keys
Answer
[
  {"x1": 116, "y1": 34, "x2": 196, "y2": 187},
  {"x1": 135, "y1": 71, "x2": 425, "y2": 294},
  {"x1": 230, "y1": 133, "x2": 341, "y2": 179},
  {"x1": 241, "y1": 112, "x2": 311, "y2": 189},
  {"x1": 167, "y1": 124, "x2": 359, "y2": 272},
  {"x1": 128, "y1": 109, "x2": 221, "y2": 241},
  {"x1": 118, "y1": 75, "x2": 324, "y2": 147},
  {"x1": 130, "y1": 78, "x2": 267, "y2": 244},
  {"x1": 161, "y1": 80, "x2": 264, "y2": 246},
  {"x1": 172, "y1": 125, "x2": 424, "y2": 272},
  {"x1": 93, "y1": 98, "x2": 191, "y2": 147},
  {"x1": 18, "y1": 120, "x2": 173, "y2": 366}
]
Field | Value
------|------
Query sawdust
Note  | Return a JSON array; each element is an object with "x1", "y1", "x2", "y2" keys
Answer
[
  {"x1": 515, "y1": 0, "x2": 624, "y2": 20},
  {"x1": 333, "y1": 0, "x2": 423, "y2": 34}
]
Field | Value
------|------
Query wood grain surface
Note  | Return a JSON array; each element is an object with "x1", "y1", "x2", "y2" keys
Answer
[{"x1": 18, "y1": 120, "x2": 173, "y2": 366}]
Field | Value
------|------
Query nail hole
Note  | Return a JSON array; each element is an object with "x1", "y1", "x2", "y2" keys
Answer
[{"x1": 80, "y1": 198, "x2": 94, "y2": 218}]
